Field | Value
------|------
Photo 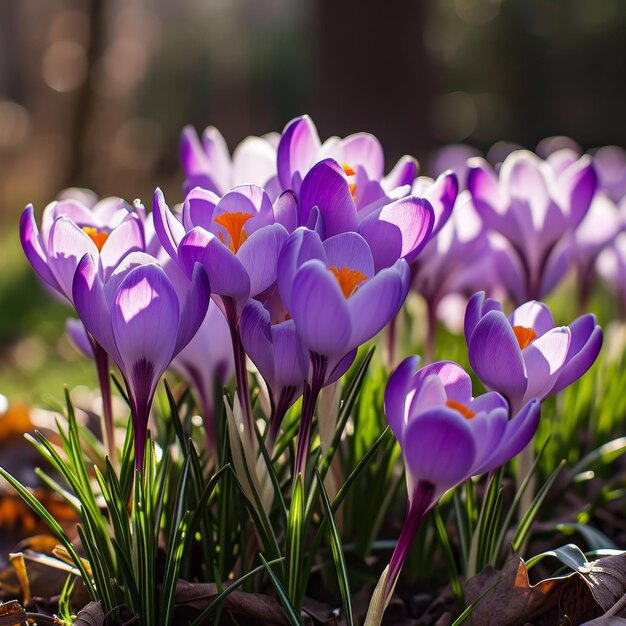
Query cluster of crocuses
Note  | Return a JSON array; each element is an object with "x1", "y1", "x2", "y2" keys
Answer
[{"x1": 20, "y1": 116, "x2": 607, "y2": 619}]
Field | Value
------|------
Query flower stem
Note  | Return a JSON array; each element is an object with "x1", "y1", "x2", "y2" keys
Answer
[
  {"x1": 94, "y1": 341, "x2": 116, "y2": 467},
  {"x1": 294, "y1": 354, "x2": 327, "y2": 478}
]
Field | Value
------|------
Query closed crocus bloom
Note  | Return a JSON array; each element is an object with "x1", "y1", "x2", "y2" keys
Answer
[
  {"x1": 465, "y1": 292, "x2": 603, "y2": 414},
  {"x1": 294, "y1": 158, "x2": 435, "y2": 271},
  {"x1": 21, "y1": 195, "x2": 145, "y2": 304},
  {"x1": 277, "y1": 115, "x2": 418, "y2": 207},
  {"x1": 278, "y1": 228, "x2": 411, "y2": 474},
  {"x1": 72, "y1": 251, "x2": 210, "y2": 469},
  {"x1": 239, "y1": 290, "x2": 309, "y2": 446},
  {"x1": 467, "y1": 150, "x2": 597, "y2": 302},
  {"x1": 180, "y1": 125, "x2": 280, "y2": 199},
  {"x1": 365, "y1": 358, "x2": 540, "y2": 623}
]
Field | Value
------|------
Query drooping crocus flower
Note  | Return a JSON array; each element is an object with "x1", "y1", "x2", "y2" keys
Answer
[
  {"x1": 412, "y1": 192, "x2": 494, "y2": 360},
  {"x1": 72, "y1": 251, "x2": 210, "y2": 469},
  {"x1": 277, "y1": 115, "x2": 418, "y2": 206},
  {"x1": 465, "y1": 292, "x2": 603, "y2": 414},
  {"x1": 364, "y1": 358, "x2": 540, "y2": 625},
  {"x1": 277, "y1": 228, "x2": 412, "y2": 475},
  {"x1": 467, "y1": 150, "x2": 597, "y2": 302},
  {"x1": 20, "y1": 193, "x2": 147, "y2": 460},
  {"x1": 180, "y1": 125, "x2": 280, "y2": 198},
  {"x1": 239, "y1": 290, "x2": 309, "y2": 447},
  {"x1": 153, "y1": 184, "x2": 289, "y2": 435}
]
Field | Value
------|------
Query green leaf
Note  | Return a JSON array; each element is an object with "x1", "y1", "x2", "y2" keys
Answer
[
  {"x1": 259, "y1": 555, "x2": 302, "y2": 626},
  {"x1": 433, "y1": 506, "x2": 464, "y2": 608},
  {"x1": 316, "y1": 470, "x2": 354, "y2": 626},
  {"x1": 286, "y1": 474, "x2": 305, "y2": 605}
]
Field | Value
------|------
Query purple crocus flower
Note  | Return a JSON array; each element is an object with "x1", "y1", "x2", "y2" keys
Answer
[
  {"x1": 180, "y1": 125, "x2": 280, "y2": 198},
  {"x1": 465, "y1": 291, "x2": 603, "y2": 414},
  {"x1": 72, "y1": 251, "x2": 210, "y2": 469},
  {"x1": 371, "y1": 357, "x2": 540, "y2": 617},
  {"x1": 239, "y1": 290, "x2": 309, "y2": 447},
  {"x1": 154, "y1": 184, "x2": 289, "y2": 434},
  {"x1": 20, "y1": 193, "x2": 147, "y2": 460},
  {"x1": 597, "y1": 232, "x2": 626, "y2": 317},
  {"x1": 277, "y1": 228, "x2": 411, "y2": 474},
  {"x1": 277, "y1": 115, "x2": 418, "y2": 206},
  {"x1": 467, "y1": 150, "x2": 597, "y2": 302}
]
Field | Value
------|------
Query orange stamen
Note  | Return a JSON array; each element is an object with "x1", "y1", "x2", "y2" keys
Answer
[
  {"x1": 82, "y1": 227, "x2": 109, "y2": 252},
  {"x1": 341, "y1": 163, "x2": 356, "y2": 177},
  {"x1": 446, "y1": 399, "x2": 476, "y2": 420},
  {"x1": 329, "y1": 266, "x2": 367, "y2": 299},
  {"x1": 348, "y1": 182, "x2": 357, "y2": 201},
  {"x1": 214, "y1": 211, "x2": 254, "y2": 253},
  {"x1": 513, "y1": 325, "x2": 538, "y2": 350}
]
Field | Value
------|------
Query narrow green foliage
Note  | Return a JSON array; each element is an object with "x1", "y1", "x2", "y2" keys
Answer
[
  {"x1": 316, "y1": 470, "x2": 354, "y2": 626},
  {"x1": 260, "y1": 555, "x2": 302, "y2": 626},
  {"x1": 433, "y1": 506, "x2": 464, "y2": 607},
  {"x1": 286, "y1": 473, "x2": 305, "y2": 607}
]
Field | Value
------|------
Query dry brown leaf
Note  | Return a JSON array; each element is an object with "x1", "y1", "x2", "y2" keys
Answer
[{"x1": 0, "y1": 600, "x2": 27, "y2": 626}]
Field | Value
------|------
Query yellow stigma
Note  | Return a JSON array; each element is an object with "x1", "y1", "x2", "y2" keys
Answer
[
  {"x1": 341, "y1": 163, "x2": 358, "y2": 201},
  {"x1": 446, "y1": 399, "x2": 476, "y2": 420},
  {"x1": 82, "y1": 227, "x2": 109, "y2": 252},
  {"x1": 329, "y1": 266, "x2": 367, "y2": 299},
  {"x1": 513, "y1": 325, "x2": 538, "y2": 350},
  {"x1": 214, "y1": 211, "x2": 254, "y2": 253}
]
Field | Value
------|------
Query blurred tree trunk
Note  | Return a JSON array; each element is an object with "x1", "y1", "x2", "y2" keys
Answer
[{"x1": 313, "y1": 0, "x2": 434, "y2": 164}]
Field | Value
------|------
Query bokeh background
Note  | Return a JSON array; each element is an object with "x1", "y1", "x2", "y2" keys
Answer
[{"x1": 1, "y1": 0, "x2": 625, "y2": 402}]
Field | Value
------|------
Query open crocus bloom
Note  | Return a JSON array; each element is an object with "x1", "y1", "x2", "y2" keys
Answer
[
  {"x1": 72, "y1": 251, "x2": 210, "y2": 469},
  {"x1": 20, "y1": 195, "x2": 146, "y2": 303},
  {"x1": 180, "y1": 125, "x2": 280, "y2": 199},
  {"x1": 467, "y1": 150, "x2": 596, "y2": 301},
  {"x1": 377, "y1": 357, "x2": 540, "y2": 610},
  {"x1": 153, "y1": 185, "x2": 289, "y2": 318},
  {"x1": 277, "y1": 115, "x2": 418, "y2": 204},
  {"x1": 465, "y1": 292, "x2": 603, "y2": 414}
]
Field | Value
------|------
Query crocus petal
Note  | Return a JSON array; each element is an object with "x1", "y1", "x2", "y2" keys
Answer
[
  {"x1": 178, "y1": 227, "x2": 250, "y2": 300},
  {"x1": 551, "y1": 315, "x2": 602, "y2": 394},
  {"x1": 182, "y1": 187, "x2": 220, "y2": 232},
  {"x1": 237, "y1": 224, "x2": 289, "y2": 297},
  {"x1": 509, "y1": 301, "x2": 554, "y2": 336},
  {"x1": 401, "y1": 408, "x2": 476, "y2": 491},
  {"x1": 463, "y1": 291, "x2": 503, "y2": 344},
  {"x1": 323, "y1": 232, "x2": 375, "y2": 278},
  {"x1": 240, "y1": 299, "x2": 275, "y2": 387},
  {"x1": 290, "y1": 259, "x2": 351, "y2": 355},
  {"x1": 467, "y1": 159, "x2": 506, "y2": 220},
  {"x1": 20, "y1": 205, "x2": 60, "y2": 292},
  {"x1": 469, "y1": 391, "x2": 509, "y2": 414},
  {"x1": 522, "y1": 327, "x2": 571, "y2": 404},
  {"x1": 173, "y1": 263, "x2": 211, "y2": 355},
  {"x1": 382, "y1": 155, "x2": 419, "y2": 192},
  {"x1": 340, "y1": 133, "x2": 385, "y2": 180},
  {"x1": 277, "y1": 228, "x2": 326, "y2": 313},
  {"x1": 556, "y1": 155, "x2": 597, "y2": 228},
  {"x1": 326, "y1": 348, "x2": 358, "y2": 385},
  {"x1": 277, "y1": 115, "x2": 321, "y2": 191},
  {"x1": 271, "y1": 320, "x2": 309, "y2": 390},
  {"x1": 468, "y1": 310, "x2": 527, "y2": 410},
  {"x1": 385, "y1": 355, "x2": 421, "y2": 441},
  {"x1": 72, "y1": 254, "x2": 121, "y2": 364},
  {"x1": 358, "y1": 196, "x2": 434, "y2": 270},
  {"x1": 273, "y1": 190, "x2": 299, "y2": 233},
  {"x1": 180, "y1": 125, "x2": 207, "y2": 175},
  {"x1": 201, "y1": 126, "x2": 231, "y2": 190},
  {"x1": 414, "y1": 361, "x2": 472, "y2": 404},
  {"x1": 48, "y1": 216, "x2": 99, "y2": 301},
  {"x1": 407, "y1": 373, "x2": 448, "y2": 420},
  {"x1": 423, "y1": 171, "x2": 458, "y2": 236},
  {"x1": 478, "y1": 399, "x2": 541, "y2": 472},
  {"x1": 153, "y1": 188, "x2": 186, "y2": 261},
  {"x1": 298, "y1": 159, "x2": 358, "y2": 236},
  {"x1": 100, "y1": 215, "x2": 145, "y2": 280},
  {"x1": 66, "y1": 318, "x2": 94, "y2": 359},
  {"x1": 466, "y1": 408, "x2": 509, "y2": 475},
  {"x1": 347, "y1": 259, "x2": 410, "y2": 349},
  {"x1": 111, "y1": 263, "x2": 180, "y2": 382},
  {"x1": 232, "y1": 135, "x2": 277, "y2": 188}
]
